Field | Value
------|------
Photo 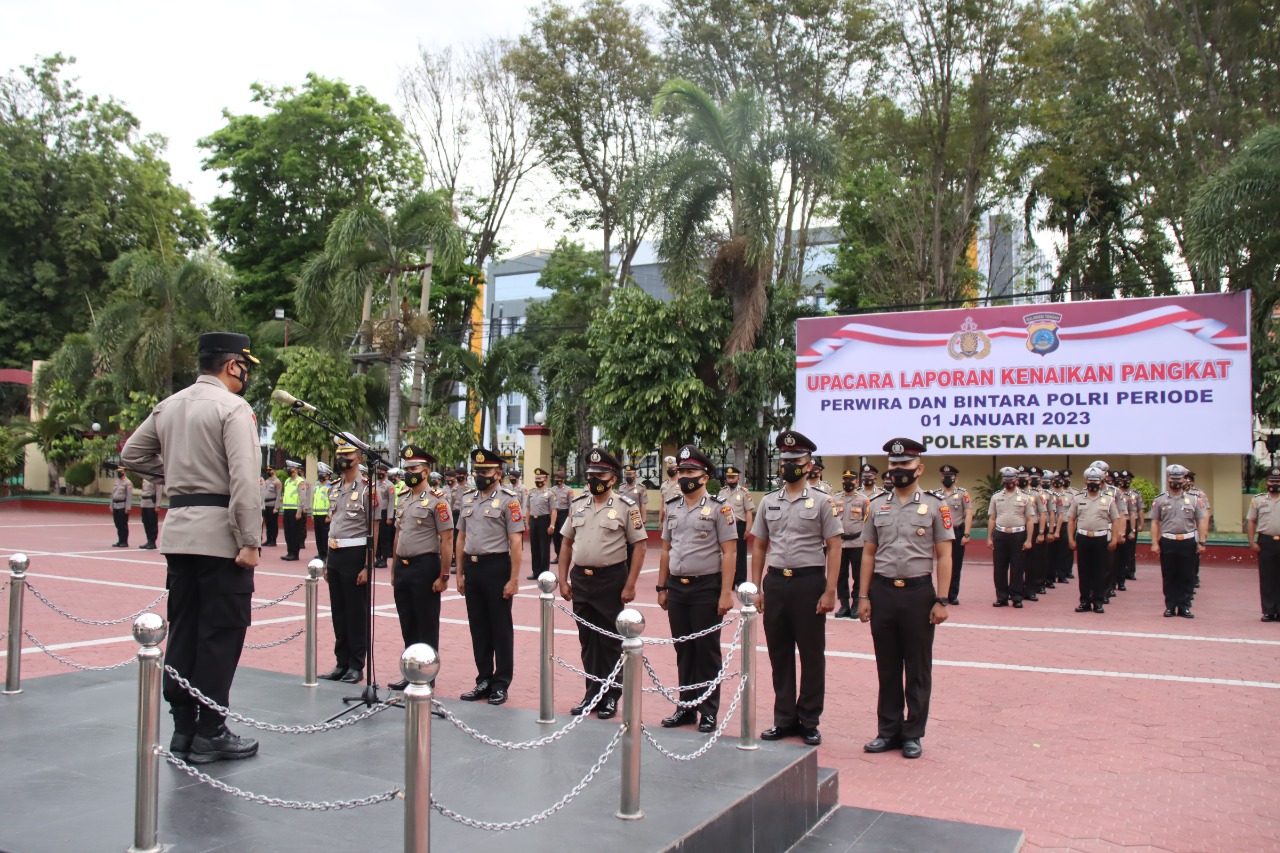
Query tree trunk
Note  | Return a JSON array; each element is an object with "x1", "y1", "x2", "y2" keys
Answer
[
  {"x1": 356, "y1": 280, "x2": 376, "y2": 375},
  {"x1": 387, "y1": 272, "x2": 402, "y2": 456},
  {"x1": 406, "y1": 248, "x2": 435, "y2": 429}
]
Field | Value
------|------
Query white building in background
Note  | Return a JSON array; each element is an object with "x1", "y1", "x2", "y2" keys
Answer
[{"x1": 975, "y1": 211, "x2": 1055, "y2": 304}]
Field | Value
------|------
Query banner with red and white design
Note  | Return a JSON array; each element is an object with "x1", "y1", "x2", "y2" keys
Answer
[{"x1": 794, "y1": 292, "x2": 1252, "y2": 455}]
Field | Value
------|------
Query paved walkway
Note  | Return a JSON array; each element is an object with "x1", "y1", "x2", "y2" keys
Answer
[{"x1": 2, "y1": 505, "x2": 1277, "y2": 852}]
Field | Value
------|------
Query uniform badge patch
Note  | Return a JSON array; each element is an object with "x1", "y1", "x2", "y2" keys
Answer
[
  {"x1": 721, "y1": 505, "x2": 734, "y2": 524},
  {"x1": 437, "y1": 504, "x2": 451, "y2": 523},
  {"x1": 508, "y1": 501, "x2": 523, "y2": 523},
  {"x1": 940, "y1": 504, "x2": 952, "y2": 529},
  {"x1": 630, "y1": 508, "x2": 643, "y2": 530}
]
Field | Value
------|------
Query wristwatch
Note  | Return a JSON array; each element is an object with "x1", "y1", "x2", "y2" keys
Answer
[
  {"x1": 655, "y1": 585, "x2": 666, "y2": 593},
  {"x1": 934, "y1": 597, "x2": 949, "y2": 606}
]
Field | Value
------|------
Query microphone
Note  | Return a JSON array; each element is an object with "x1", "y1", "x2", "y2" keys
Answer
[{"x1": 272, "y1": 389, "x2": 318, "y2": 413}]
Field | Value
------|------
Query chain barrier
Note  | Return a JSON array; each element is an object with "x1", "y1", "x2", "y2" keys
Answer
[
  {"x1": 250, "y1": 581, "x2": 306, "y2": 611},
  {"x1": 641, "y1": 617, "x2": 744, "y2": 707},
  {"x1": 640, "y1": 668, "x2": 748, "y2": 762},
  {"x1": 26, "y1": 581, "x2": 168, "y2": 627},
  {"x1": 158, "y1": 747, "x2": 400, "y2": 810},
  {"x1": 22, "y1": 630, "x2": 137, "y2": 671},
  {"x1": 553, "y1": 655, "x2": 621, "y2": 689},
  {"x1": 243, "y1": 627, "x2": 305, "y2": 650},
  {"x1": 431, "y1": 726, "x2": 624, "y2": 831},
  {"x1": 0, "y1": 580, "x2": 8, "y2": 595},
  {"x1": 434, "y1": 656, "x2": 623, "y2": 751},
  {"x1": 163, "y1": 665, "x2": 395, "y2": 734},
  {"x1": 554, "y1": 602, "x2": 737, "y2": 645}
]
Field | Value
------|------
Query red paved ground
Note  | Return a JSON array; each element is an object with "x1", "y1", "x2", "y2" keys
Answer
[{"x1": 3, "y1": 503, "x2": 1278, "y2": 852}]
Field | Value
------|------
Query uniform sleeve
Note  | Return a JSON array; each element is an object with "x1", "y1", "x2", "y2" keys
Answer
[
  {"x1": 933, "y1": 501, "x2": 955, "y2": 542},
  {"x1": 819, "y1": 497, "x2": 842, "y2": 540},
  {"x1": 863, "y1": 509, "x2": 879, "y2": 545},
  {"x1": 745, "y1": 492, "x2": 756, "y2": 512},
  {"x1": 505, "y1": 497, "x2": 525, "y2": 534},
  {"x1": 1247, "y1": 500, "x2": 1259, "y2": 522},
  {"x1": 1022, "y1": 499, "x2": 1036, "y2": 522},
  {"x1": 1107, "y1": 500, "x2": 1121, "y2": 521},
  {"x1": 1194, "y1": 501, "x2": 1207, "y2": 521},
  {"x1": 225, "y1": 403, "x2": 263, "y2": 549},
  {"x1": 625, "y1": 505, "x2": 646, "y2": 543},
  {"x1": 434, "y1": 498, "x2": 455, "y2": 532},
  {"x1": 121, "y1": 409, "x2": 164, "y2": 483},
  {"x1": 716, "y1": 503, "x2": 737, "y2": 543},
  {"x1": 1067, "y1": 501, "x2": 1078, "y2": 521},
  {"x1": 749, "y1": 502, "x2": 769, "y2": 541},
  {"x1": 559, "y1": 510, "x2": 576, "y2": 540},
  {"x1": 126, "y1": 481, "x2": 134, "y2": 505}
]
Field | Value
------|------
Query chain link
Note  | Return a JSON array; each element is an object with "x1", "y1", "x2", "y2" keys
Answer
[
  {"x1": 431, "y1": 725, "x2": 623, "y2": 831},
  {"x1": 553, "y1": 655, "x2": 621, "y2": 689},
  {"x1": 26, "y1": 581, "x2": 168, "y2": 626},
  {"x1": 555, "y1": 603, "x2": 626, "y2": 640},
  {"x1": 251, "y1": 581, "x2": 306, "y2": 610},
  {"x1": 22, "y1": 630, "x2": 137, "y2": 671},
  {"x1": 243, "y1": 627, "x2": 305, "y2": 650},
  {"x1": 641, "y1": 616, "x2": 744, "y2": 706},
  {"x1": 158, "y1": 747, "x2": 400, "y2": 810},
  {"x1": 0, "y1": 580, "x2": 9, "y2": 595},
  {"x1": 640, "y1": 667, "x2": 748, "y2": 762},
  {"x1": 554, "y1": 602, "x2": 737, "y2": 645},
  {"x1": 163, "y1": 664, "x2": 395, "y2": 734},
  {"x1": 434, "y1": 656, "x2": 623, "y2": 750}
]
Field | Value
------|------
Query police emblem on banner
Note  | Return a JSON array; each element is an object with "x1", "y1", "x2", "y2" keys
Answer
[
  {"x1": 1024, "y1": 312, "x2": 1062, "y2": 356},
  {"x1": 947, "y1": 317, "x2": 991, "y2": 360}
]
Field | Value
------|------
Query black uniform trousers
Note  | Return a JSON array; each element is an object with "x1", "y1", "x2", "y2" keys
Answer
[
  {"x1": 1159, "y1": 538, "x2": 1197, "y2": 610},
  {"x1": 571, "y1": 562, "x2": 627, "y2": 701},
  {"x1": 1258, "y1": 538, "x2": 1280, "y2": 618},
  {"x1": 312, "y1": 515, "x2": 329, "y2": 559},
  {"x1": 112, "y1": 508, "x2": 130, "y2": 545},
  {"x1": 463, "y1": 553, "x2": 515, "y2": 690},
  {"x1": 529, "y1": 515, "x2": 552, "y2": 578},
  {"x1": 836, "y1": 543, "x2": 863, "y2": 609},
  {"x1": 552, "y1": 521, "x2": 565, "y2": 561},
  {"x1": 868, "y1": 575, "x2": 936, "y2": 741},
  {"x1": 1122, "y1": 527, "x2": 1138, "y2": 579},
  {"x1": 991, "y1": 530, "x2": 1026, "y2": 603},
  {"x1": 281, "y1": 510, "x2": 304, "y2": 557},
  {"x1": 1029, "y1": 533, "x2": 1049, "y2": 591},
  {"x1": 326, "y1": 546, "x2": 370, "y2": 672},
  {"x1": 261, "y1": 506, "x2": 278, "y2": 545},
  {"x1": 761, "y1": 567, "x2": 826, "y2": 729},
  {"x1": 1075, "y1": 534, "x2": 1109, "y2": 605},
  {"x1": 393, "y1": 552, "x2": 443, "y2": 650},
  {"x1": 947, "y1": 527, "x2": 966, "y2": 601},
  {"x1": 734, "y1": 520, "x2": 749, "y2": 587},
  {"x1": 1053, "y1": 522, "x2": 1073, "y2": 581},
  {"x1": 665, "y1": 574, "x2": 723, "y2": 716},
  {"x1": 162, "y1": 554, "x2": 252, "y2": 736},
  {"x1": 378, "y1": 515, "x2": 395, "y2": 561},
  {"x1": 141, "y1": 507, "x2": 159, "y2": 545}
]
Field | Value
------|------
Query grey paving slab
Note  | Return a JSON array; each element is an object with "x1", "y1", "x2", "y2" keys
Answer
[{"x1": 790, "y1": 807, "x2": 1025, "y2": 853}]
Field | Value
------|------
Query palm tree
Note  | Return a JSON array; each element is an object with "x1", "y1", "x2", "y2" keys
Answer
[
  {"x1": 296, "y1": 190, "x2": 464, "y2": 456},
  {"x1": 446, "y1": 337, "x2": 539, "y2": 448}
]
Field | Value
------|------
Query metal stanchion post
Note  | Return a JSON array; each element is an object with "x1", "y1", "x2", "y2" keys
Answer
[
  {"x1": 616, "y1": 607, "x2": 645, "y2": 820},
  {"x1": 4, "y1": 553, "x2": 29, "y2": 695},
  {"x1": 402, "y1": 643, "x2": 439, "y2": 853},
  {"x1": 736, "y1": 582, "x2": 759, "y2": 750},
  {"x1": 537, "y1": 571, "x2": 557, "y2": 724},
  {"x1": 304, "y1": 559, "x2": 322, "y2": 687},
  {"x1": 129, "y1": 613, "x2": 167, "y2": 853}
]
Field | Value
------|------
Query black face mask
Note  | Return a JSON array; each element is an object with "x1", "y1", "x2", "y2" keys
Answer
[
  {"x1": 666, "y1": 467, "x2": 677, "y2": 478},
  {"x1": 1003, "y1": 480, "x2": 1017, "y2": 491},
  {"x1": 842, "y1": 481, "x2": 856, "y2": 492},
  {"x1": 474, "y1": 473, "x2": 496, "y2": 490},
  {"x1": 941, "y1": 475, "x2": 956, "y2": 487},
  {"x1": 1029, "y1": 477, "x2": 1041, "y2": 488},
  {"x1": 337, "y1": 458, "x2": 355, "y2": 472},
  {"x1": 1052, "y1": 480, "x2": 1064, "y2": 489},
  {"x1": 1016, "y1": 478, "x2": 1028, "y2": 488},
  {"x1": 888, "y1": 468, "x2": 919, "y2": 489},
  {"x1": 535, "y1": 480, "x2": 546, "y2": 488},
  {"x1": 509, "y1": 476, "x2": 518, "y2": 484},
  {"x1": 555, "y1": 479, "x2": 564, "y2": 486},
  {"x1": 678, "y1": 475, "x2": 703, "y2": 494},
  {"x1": 862, "y1": 478, "x2": 875, "y2": 488},
  {"x1": 404, "y1": 471, "x2": 424, "y2": 488},
  {"x1": 1270, "y1": 484, "x2": 1280, "y2": 494},
  {"x1": 780, "y1": 462, "x2": 806, "y2": 483},
  {"x1": 1087, "y1": 483, "x2": 1101, "y2": 492},
  {"x1": 624, "y1": 475, "x2": 635, "y2": 483},
  {"x1": 587, "y1": 476, "x2": 611, "y2": 495},
  {"x1": 229, "y1": 361, "x2": 250, "y2": 397}
]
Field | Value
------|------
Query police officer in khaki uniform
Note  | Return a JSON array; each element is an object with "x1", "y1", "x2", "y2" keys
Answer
[
  {"x1": 551, "y1": 468, "x2": 573, "y2": 563},
  {"x1": 1247, "y1": 468, "x2": 1280, "y2": 621},
  {"x1": 1026, "y1": 466, "x2": 1055, "y2": 596},
  {"x1": 657, "y1": 445, "x2": 736, "y2": 732},
  {"x1": 618, "y1": 463, "x2": 649, "y2": 567},
  {"x1": 139, "y1": 477, "x2": 160, "y2": 549},
  {"x1": 1067, "y1": 466, "x2": 1123, "y2": 613},
  {"x1": 834, "y1": 469, "x2": 871, "y2": 619},
  {"x1": 859, "y1": 437, "x2": 953, "y2": 760},
  {"x1": 388, "y1": 445, "x2": 454, "y2": 690},
  {"x1": 807, "y1": 460, "x2": 832, "y2": 494},
  {"x1": 450, "y1": 467, "x2": 467, "y2": 566},
  {"x1": 508, "y1": 467, "x2": 529, "y2": 518},
  {"x1": 720, "y1": 465, "x2": 755, "y2": 587},
  {"x1": 260, "y1": 467, "x2": 280, "y2": 546},
  {"x1": 658, "y1": 455, "x2": 680, "y2": 530},
  {"x1": 558, "y1": 447, "x2": 647, "y2": 720},
  {"x1": 1150, "y1": 464, "x2": 1207, "y2": 618},
  {"x1": 374, "y1": 468, "x2": 395, "y2": 568},
  {"x1": 526, "y1": 468, "x2": 557, "y2": 580},
  {"x1": 121, "y1": 331, "x2": 262, "y2": 764},
  {"x1": 320, "y1": 437, "x2": 380, "y2": 684},
  {"x1": 1184, "y1": 470, "x2": 1209, "y2": 592},
  {"x1": 750, "y1": 430, "x2": 841, "y2": 746},
  {"x1": 1114, "y1": 470, "x2": 1139, "y2": 590},
  {"x1": 931, "y1": 464, "x2": 972, "y2": 605},
  {"x1": 987, "y1": 467, "x2": 1035, "y2": 607},
  {"x1": 860, "y1": 464, "x2": 881, "y2": 501},
  {"x1": 110, "y1": 468, "x2": 133, "y2": 546},
  {"x1": 456, "y1": 447, "x2": 524, "y2": 706}
]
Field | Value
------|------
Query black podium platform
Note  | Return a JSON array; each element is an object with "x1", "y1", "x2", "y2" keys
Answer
[{"x1": 0, "y1": 668, "x2": 1023, "y2": 853}]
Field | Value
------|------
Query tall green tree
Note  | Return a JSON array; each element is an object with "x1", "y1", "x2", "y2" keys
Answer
[
  {"x1": 451, "y1": 337, "x2": 539, "y2": 449},
  {"x1": 269, "y1": 347, "x2": 373, "y2": 459},
  {"x1": 201, "y1": 74, "x2": 423, "y2": 323}
]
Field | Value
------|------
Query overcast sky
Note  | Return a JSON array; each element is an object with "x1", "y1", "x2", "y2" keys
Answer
[{"x1": 2, "y1": 0, "x2": 571, "y2": 253}]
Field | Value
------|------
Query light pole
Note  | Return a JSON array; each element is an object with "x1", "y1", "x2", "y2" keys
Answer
[{"x1": 274, "y1": 307, "x2": 291, "y2": 348}]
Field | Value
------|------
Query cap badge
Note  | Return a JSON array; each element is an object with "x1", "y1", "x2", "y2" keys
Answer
[
  {"x1": 891, "y1": 441, "x2": 904, "y2": 455},
  {"x1": 680, "y1": 447, "x2": 691, "y2": 458},
  {"x1": 784, "y1": 434, "x2": 796, "y2": 447},
  {"x1": 590, "y1": 451, "x2": 601, "y2": 463}
]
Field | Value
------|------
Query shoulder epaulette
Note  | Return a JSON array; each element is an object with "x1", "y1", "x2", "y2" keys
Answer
[
  {"x1": 618, "y1": 495, "x2": 636, "y2": 506},
  {"x1": 572, "y1": 493, "x2": 591, "y2": 503},
  {"x1": 430, "y1": 487, "x2": 444, "y2": 498},
  {"x1": 710, "y1": 494, "x2": 727, "y2": 504},
  {"x1": 665, "y1": 495, "x2": 681, "y2": 504}
]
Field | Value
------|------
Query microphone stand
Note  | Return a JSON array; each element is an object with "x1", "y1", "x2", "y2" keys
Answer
[{"x1": 275, "y1": 404, "x2": 404, "y2": 719}]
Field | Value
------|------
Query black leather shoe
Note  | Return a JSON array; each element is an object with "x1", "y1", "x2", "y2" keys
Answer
[
  {"x1": 388, "y1": 679, "x2": 409, "y2": 691},
  {"x1": 901, "y1": 739, "x2": 923, "y2": 759},
  {"x1": 947, "y1": 597, "x2": 960, "y2": 605},
  {"x1": 1179, "y1": 608, "x2": 1195, "y2": 619},
  {"x1": 1075, "y1": 604, "x2": 1092, "y2": 613},
  {"x1": 1093, "y1": 603, "x2": 1104, "y2": 613},
  {"x1": 761, "y1": 725, "x2": 801, "y2": 741},
  {"x1": 864, "y1": 736, "x2": 902, "y2": 753},
  {"x1": 111, "y1": 542, "x2": 127, "y2": 548},
  {"x1": 993, "y1": 600, "x2": 1008, "y2": 607},
  {"x1": 189, "y1": 727, "x2": 259, "y2": 764},
  {"x1": 802, "y1": 727, "x2": 821, "y2": 746},
  {"x1": 1116, "y1": 582, "x2": 1126, "y2": 591},
  {"x1": 1024, "y1": 593, "x2": 1039, "y2": 602},
  {"x1": 339, "y1": 669, "x2": 362, "y2": 683},
  {"x1": 698, "y1": 714, "x2": 717, "y2": 733},
  {"x1": 526, "y1": 575, "x2": 538, "y2": 580},
  {"x1": 1065, "y1": 573, "x2": 1075, "y2": 579},
  {"x1": 488, "y1": 689, "x2": 508, "y2": 706},
  {"x1": 1012, "y1": 601, "x2": 1023, "y2": 608},
  {"x1": 570, "y1": 699, "x2": 590, "y2": 715},
  {"x1": 1164, "y1": 608, "x2": 1177, "y2": 617},
  {"x1": 280, "y1": 554, "x2": 298, "y2": 561},
  {"x1": 833, "y1": 606, "x2": 852, "y2": 619},
  {"x1": 1036, "y1": 586, "x2": 1047, "y2": 595},
  {"x1": 319, "y1": 666, "x2": 347, "y2": 681},
  {"x1": 597, "y1": 697, "x2": 618, "y2": 719},
  {"x1": 1263, "y1": 614, "x2": 1278, "y2": 622},
  {"x1": 460, "y1": 681, "x2": 491, "y2": 701},
  {"x1": 661, "y1": 708, "x2": 696, "y2": 728},
  {"x1": 374, "y1": 559, "x2": 387, "y2": 568},
  {"x1": 169, "y1": 732, "x2": 194, "y2": 760},
  {"x1": 138, "y1": 543, "x2": 157, "y2": 550},
  {"x1": 1045, "y1": 582, "x2": 1056, "y2": 589}
]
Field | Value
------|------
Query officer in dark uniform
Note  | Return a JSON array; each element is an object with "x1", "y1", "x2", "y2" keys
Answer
[
  {"x1": 720, "y1": 465, "x2": 755, "y2": 587},
  {"x1": 750, "y1": 430, "x2": 841, "y2": 746},
  {"x1": 932, "y1": 464, "x2": 972, "y2": 605},
  {"x1": 456, "y1": 447, "x2": 524, "y2": 705},
  {"x1": 657, "y1": 445, "x2": 736, "y2": 732},
  {"x1": 121, "y1": 331, "x2": 262, "y2": 763},
  {"x1": 525, "y1": 468, "x2": 556, "y2": 580},
  {"x1": 859, "y1": 437, "x2": 953, "y2": 760},
  {"x1": 1026, "y1": 466, "x2": 1055, "y2": 596}
]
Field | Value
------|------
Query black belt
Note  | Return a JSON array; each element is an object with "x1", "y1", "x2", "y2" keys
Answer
[
  {"x1": 841, "y1": 534, "x2": 861, "y2": 541},
  {"x1": 467, "y1": 552, "x2": 509, "y2": 562},
  {"x1": 666, "y1": 574, "x2": 717, "y2": 586},
  {"x1": 170, "y1": 494, "x2": 230, "y2": 508},
  {"x1": 767, "y1": 566, "x2": 824, "y2": 577},
  {"x1": 397, "y1": 552, "x2": 440, "y2": 564},
  {"x1": 575, "y1": 561, "x2": 627, "y2": 576},
  {"x1": 873, "y1": 574, "x2": 932, "y2": 589}
]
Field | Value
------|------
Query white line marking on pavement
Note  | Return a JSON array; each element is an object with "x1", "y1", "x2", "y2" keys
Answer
[{"x1": 941, "y1": 621, "x2": 1280, "y2": 646}]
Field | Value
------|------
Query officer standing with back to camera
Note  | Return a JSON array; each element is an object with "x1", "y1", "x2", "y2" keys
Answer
[
  {"x1": 559, "y1": 447, "x2": 647, "y2": 720},
  {"x1": 656, "y1": 445, "x2": 737, "y2": 733},
  {"x1": 139, "y1": 476, "x2": 160, "y2": 550},
  {"x1": 525, "y1": 468, "x2": 557, "y2": 580},
  {"x1": 933, "y1": 464, "x2": 972, "y2": 605},
  {"x1": 388, "y1": 445, "x2": 454, "y2": 690},
  {"x1": 859, "y1": 437, "x2": 953, "y2": 760},
  {"x1": 719, "y1": 465, "x2": 755, "y2": 587},
  {"x1": 1247, "y1": 468, "x2": 1280, "y2": 622},
  {"x1": 833, "y1": 468, "x2": 870, "y2": 619},
  {"x1": 110, "y1": 467, "x2": 133, "y2": 547},
  {"x1": 751, "y1": 430, "x2": 841, "y2": 746},
  {"x1": 1150, "y1": 464, "x2": 1207, "y2": 619},
  {"x1": 121, "y1": 331, "x2": 262, "y2": 763},
  {"x1": 260, "y1": 466, "x2": 279, "y2": 547},
  {"x1": 1067, "y1": 466, "x2": 1122, "y2": 614},
  {"x1": 987, "y1": 467, "x2": 1034, "y2": 607},
  {"x1": 320, "y1": 436, "x2": 379, "y2": 684}
]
